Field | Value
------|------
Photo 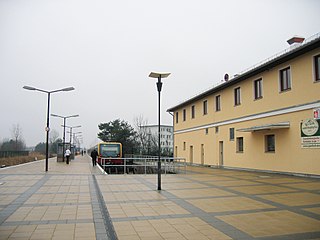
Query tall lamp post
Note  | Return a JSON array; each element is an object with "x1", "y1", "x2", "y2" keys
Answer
[
  {"x1": 51, "y1": 114, "x2": 79, "y2": 162},
  {"x1": 68, "y1": 131, "x2": 82, "y2": 153},
  {"x1": 149, "y1": 72, "x2": 171, "y2": 190},
  {"x1": 23, "y1": 86, "x2": 75, "y2": 171},
  {"x1": 64, "y1": 125, "x2": 81, "y2": 151}
]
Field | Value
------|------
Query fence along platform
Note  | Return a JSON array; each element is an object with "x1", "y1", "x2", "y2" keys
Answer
[{"x1": 99, "y1": 157, "x2": 186, "y2": 174}]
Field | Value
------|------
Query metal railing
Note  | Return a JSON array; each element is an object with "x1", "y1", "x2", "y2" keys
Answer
[{"x1": 99, "y1": 157, "x2": 186, "y2": 174}]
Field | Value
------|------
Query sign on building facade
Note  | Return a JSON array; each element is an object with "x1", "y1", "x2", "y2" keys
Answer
[{"x1": 301, "y1": 118, "x2": 320, "y2": 148}]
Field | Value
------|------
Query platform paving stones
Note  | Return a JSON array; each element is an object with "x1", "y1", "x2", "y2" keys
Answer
[{"x1": 1, "y1": 157, "x2": 320, "y2": 239}]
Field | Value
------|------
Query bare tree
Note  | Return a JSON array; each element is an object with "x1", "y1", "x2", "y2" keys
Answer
[
  {"x1": 50, "y1": 129, "x2": 59, "y2": 144},
  {"x1": 11, "y1": 123, "x2": 26, "y2": 151},
  {"x1": 11, "y1": 124, "x2": 25, "y2": 150},
  {"x1": 133, "y1": 115, "x2": 158, "y2": 155}
]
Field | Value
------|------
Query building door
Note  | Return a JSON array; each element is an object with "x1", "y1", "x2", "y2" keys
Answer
[
  {"x1": 201, "y1": 144, "x2": 205, "y2": 165},
  {"x1": 189, "y1": 146, "x2": 193, "y2": 164},
  {"x1": 219, "y1": 141, "x2": 223, "y2": 167}
]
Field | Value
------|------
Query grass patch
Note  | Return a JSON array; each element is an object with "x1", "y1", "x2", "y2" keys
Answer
[{"x1": 0, "y1": 152, "x2": 46, "y2": 167}]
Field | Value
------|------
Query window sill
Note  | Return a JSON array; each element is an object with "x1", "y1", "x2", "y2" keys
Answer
[
  {"x1": 279, "y1": 88, "x2": 291, "y2": 93},
  {"x1": 254, "y1": 96, "x2": 263, "y2": 101}
]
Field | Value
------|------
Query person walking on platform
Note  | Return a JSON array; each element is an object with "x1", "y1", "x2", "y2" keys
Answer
[
  {"x1": 91, "y1": 149, "x2": 98, "y2": 166},
  {"x1": 65, "y1": 148, "x2": 71, "y2": 164}
]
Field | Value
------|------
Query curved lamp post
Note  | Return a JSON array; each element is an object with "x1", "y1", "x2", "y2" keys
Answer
[
  {"x1": 23, "y1": 85, "x2": 75, "y2": 171},
  {"x1": 148, "y1": 72, "x2": 171, "y2": 190},
  {"x1": 51, "y1": 114, "x2": 79, "y2": 162}
]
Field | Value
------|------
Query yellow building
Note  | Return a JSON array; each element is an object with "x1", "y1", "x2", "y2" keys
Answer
[{"x1": 167, "y1": 34, "x2": 320, "y2": 176}]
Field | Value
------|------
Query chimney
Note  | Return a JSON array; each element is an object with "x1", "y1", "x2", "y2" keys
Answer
[
  {"x1": 224, "y1": 73, "x2": 229, "y2": 82},
  {"x1": 287, "y1": 36, "x2": 305, "y2": 45}
]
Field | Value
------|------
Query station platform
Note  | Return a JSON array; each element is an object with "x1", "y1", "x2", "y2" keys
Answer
[{"x1": 0, "y1": 155, "x2": 320, "y2": 240}]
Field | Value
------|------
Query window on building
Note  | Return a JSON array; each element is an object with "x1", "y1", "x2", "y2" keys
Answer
[
  {"x1": 254, "y1": 78, "x2": 263, "y2": 100},
  {"x1": 205, "y1": 128, "x2": 209, "y2": 135},
  {"x1": 191, "y1": 105, "x2": 195, "y2": 119},
  {"x1": 314, "y1": 54, "x2": 320, "y2": 82},
  {"x1": 183, "y1": 109, "x2": 186, "y2": 121},
  {"x1": 215, "y1": 126, "x2": 219, "y2": 133},
  {"x1": 279, "y1": 67, "x2": 291, "y2": 92},
  {"x1": 175, "y1": 112, "x2": 179, "y2": 124},
  {"x1": 236, "y1": 137, "x2": 244, "y2": 153},
  {"x1": 229, "y1": 128, "x2": 235, "y2": 141},
  {"x1": 234, "y1": 87, "x2": 241, "y2": 106},
  {"x1": 183, "y1": 142, "x2": 186, "y2": 151},
  {"x1": 216, "y1": 95, "x2": 221, "y2": 111},
  {"x1": 265, "y1": 135, "x2": 275, "y2": 152},
  {"x1": 203, "y1": 100, "x2": 208, "y2": 115}
]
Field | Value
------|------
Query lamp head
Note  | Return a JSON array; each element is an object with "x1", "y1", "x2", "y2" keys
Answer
[
  {"x1": 149, "y1": 72, "x2": 171, "y2": 79},
  {"x1": 62, "y1": 87, "x2": 75, "y2": 92},
  {"x1": 23, "y1": 86, "x2": 37, "y2": 91}
]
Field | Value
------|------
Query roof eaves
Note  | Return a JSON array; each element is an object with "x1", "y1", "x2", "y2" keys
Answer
[{"x1": 167, "y1": 33, "x2": 320, "y2": 112}]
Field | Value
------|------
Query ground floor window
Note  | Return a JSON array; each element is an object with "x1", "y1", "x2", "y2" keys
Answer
[
  {"x1": 236, "y1": 137, "x2": 244, "y2": 153},
  {"x1": 229, "y1": 128, "x2": 235, "y2": 141},
  {"x1": 265, "y1": 134, "x2": 275, "y2": 152}
]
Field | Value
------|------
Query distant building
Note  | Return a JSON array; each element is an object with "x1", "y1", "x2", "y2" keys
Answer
[
  {"x1": 167, "y1": 33, "x2": 320, "y2": 176},
  {"x1": 140, "y1": 125, "x2": 174, "y2": 155}
]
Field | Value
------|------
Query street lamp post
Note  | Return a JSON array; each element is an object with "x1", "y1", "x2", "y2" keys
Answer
[
  {"x1": 23, "y1": 86, "x2": 75, "y2": 171},
  {"x1": 149, "y1": 72, "x2": 171, "y2": 190},
  {"x1": 67, "y1": 131, "x2": 82, "y2": 155},
  {"x1": 63, "y1": 125, "x2": 81, "y2": 150},
  {"x1": 51, "y1": 114, "x2": 79, "y2": 162}
]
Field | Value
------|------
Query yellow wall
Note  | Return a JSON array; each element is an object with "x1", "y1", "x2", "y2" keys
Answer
[{"x1": 173, "y1": 48, "x2": 320, "y2": 175}]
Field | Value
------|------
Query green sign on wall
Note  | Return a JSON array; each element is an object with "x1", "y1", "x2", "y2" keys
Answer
[{"x1": 301, "y1": 119, "x2": 320, "y2": 148}]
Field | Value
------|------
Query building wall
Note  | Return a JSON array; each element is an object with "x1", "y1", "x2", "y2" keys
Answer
[
  {"x1": 173, "y1": 48, "x2": 320, "y2": 175},
  {"x1": 140, "y1": 125, "x2": 174, "y2": 153}
]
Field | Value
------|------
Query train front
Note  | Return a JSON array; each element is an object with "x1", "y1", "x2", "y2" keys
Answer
[{"x1": 97, "y1": 142, "x2": 123, "y2": 167}]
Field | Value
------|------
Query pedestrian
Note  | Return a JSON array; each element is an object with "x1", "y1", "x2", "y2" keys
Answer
[
  {"x1": 65, "y1": 148, "x2": 71, "y2": 164},
  {"x1": 91, "y1": 149, "x2": 98, "y2": 166}
]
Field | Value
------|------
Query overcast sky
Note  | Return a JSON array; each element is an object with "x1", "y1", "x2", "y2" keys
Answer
[{"x1": 0, "y1": 0, "x2": 319, "y2": 148}]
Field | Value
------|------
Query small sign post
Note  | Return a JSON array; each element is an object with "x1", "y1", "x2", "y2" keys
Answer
[{"x1": 314, "y1": 108, "x2": 320, "y2": 120}]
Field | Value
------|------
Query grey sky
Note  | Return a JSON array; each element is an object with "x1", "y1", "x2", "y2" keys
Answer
[{"x1": 0, "y1": 0, "x2": 319, "y2": 148}]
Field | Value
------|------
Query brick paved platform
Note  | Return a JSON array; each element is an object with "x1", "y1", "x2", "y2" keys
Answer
[{"x1": 1, "y1": 155, "x2": 320, "y2": 239}]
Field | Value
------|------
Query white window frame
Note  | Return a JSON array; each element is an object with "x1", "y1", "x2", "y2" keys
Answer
[
  {"x1": 253, "y1": 78, "x2": 263, "y2": 100},
  {"x1": 279, "y1": 66, "x2": 292, "y2": 92},
  {"x1": 234, "y1": 87, "x2": 241, "y2": 106},
  {"x1": 313, "y1": 53, "x2": 320, "y2": 83}
]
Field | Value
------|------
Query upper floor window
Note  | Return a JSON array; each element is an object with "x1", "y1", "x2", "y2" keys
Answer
[
  {"x1": 183, "y1": 109, "x2": 186, "y2": 121},
  {"x1": 279, "y1": 67, "x2": 291, "y2": 92},
  {"x1": 215, "y1": 95, "x2": 221, "y2": 111},
  {"x1": 175, "y1": 112, "x2": 179, "y2": 124},
  {"x1": 203, "y1": 100, "x2": 208, "y2": 115},
  {"x1": 314, "y1": 54, "x2": 320, "y2": 82},
  {"x1": 234, "y1": 87, "x2": 241, "y2": 106},
  {"x1": 191, "y1": 105, "x2": 195, "y2": 119},
  {"x1": 254, "y1": 78, "x2": 263, "y2": 100}
]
